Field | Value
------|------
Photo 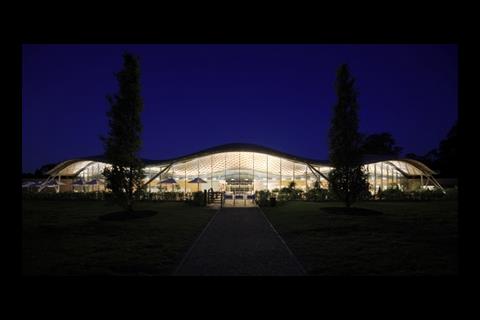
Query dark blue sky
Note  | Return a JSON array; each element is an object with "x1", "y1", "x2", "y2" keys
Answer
[{"x1": 22, "y1": 44, "x2": 457, "y2": 173}]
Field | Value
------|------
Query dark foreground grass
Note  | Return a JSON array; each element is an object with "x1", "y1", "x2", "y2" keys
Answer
[
  {"x1": 22, "y1": 200, "x2": 216, "y2": 275},
  {"x1": 263, "y1": 201, "x2": 458, "y2": 275}
]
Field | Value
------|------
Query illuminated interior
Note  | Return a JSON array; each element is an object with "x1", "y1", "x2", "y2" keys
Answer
[{"x1": 44, "y1": 143, "x2": 444, "y2": 194}]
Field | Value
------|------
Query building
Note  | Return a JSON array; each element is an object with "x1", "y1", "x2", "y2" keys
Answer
[{"x1": 43, "y1": 143, "x2": 444, "y2": 194}]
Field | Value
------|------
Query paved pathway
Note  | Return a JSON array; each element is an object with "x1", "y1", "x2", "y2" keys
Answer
[{"x1": 174, "y1": 206, "x2": 305, "y2": 276}]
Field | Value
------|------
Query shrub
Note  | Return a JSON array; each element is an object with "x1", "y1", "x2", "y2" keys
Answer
[
  {"x1": 277, "y1": 188, "x2": 290, "y2": 202},
  {"x1": 379, "y1": 186, "x2": 406, "y2": 200},
  {"x1": 358, "y1": 188, "x2": 373, "y2": 200},
  {"x1": 326, "y1": 189, "x2": 340, "y2": 201},
  {"x1": 187, "y1": 191, "x2": 205, "y2": 206},
  {"x1": 444, "y1": 187, "x2": 458, "y2": 200},
  {"x1": 408, "y1": 189, "x2": 446, "y2": 201},
  {"x1": 160, "y1": 192, "x2": 180, "y2": 201},
  {"x1": 305, "y1": 188, "x2": 328, "y2": 202},
  {"x1": 22, "y1": 191, "x2": 105, "y2": 201},
  {"x1": 293, "y1": 189, "x2": 304, "y2": 200},
  {"x1": 255, "y1": 190, "x2": 271, "y2": 207},
  {"x1": 276, "y1": 187, "x2": 304, "y2": 201}
]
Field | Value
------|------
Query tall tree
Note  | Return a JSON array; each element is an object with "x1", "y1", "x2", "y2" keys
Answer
[
  {"x1": 405, "y1": 121, "x2": 457, "y2": 178},
  {"x1": 102, "y1": 53, "x2": 145, "y2": 212},
  {"x1": 437, "y1": 122, "x2": 457, "y2": 178},
  {"x1": 361, "y1": 132, "x2": 402, "y2": 156},
  {"x1": 328, "y1": 64, "x2": 368, "y2": 208}
]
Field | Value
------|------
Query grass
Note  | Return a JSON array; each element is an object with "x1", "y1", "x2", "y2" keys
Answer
[
  {"x1": 263, "y1": 201, "x2": 458, "y2": 275},
  {"x1": 22, "y1": 200, "x2": 216, "y2": 275}
]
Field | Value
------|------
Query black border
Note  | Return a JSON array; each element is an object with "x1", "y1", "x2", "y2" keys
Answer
[{"x1": 10, "y1": 18, "x2": 469, "y2": 306}]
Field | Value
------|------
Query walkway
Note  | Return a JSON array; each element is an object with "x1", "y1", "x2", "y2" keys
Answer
[{"x1": 174, "y1": 206, "x2": 305, "y2": 276}]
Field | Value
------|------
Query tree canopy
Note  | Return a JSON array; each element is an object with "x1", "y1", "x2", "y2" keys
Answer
[
  {"x1": 102, "y1": 53, "x2": 145, "y2": 212},
  {"x1": 328, "y1": 64, "x2": 368, "y2": 207},
  {"x1": 361, "y1": 132, "x2": 402, "y2": 156},
  {"x1": 405, "y1": 121, "x2": 457, "y2": 178},
  {"x1": 22, "y1": 163, "x2": 58, "y2": 178}
]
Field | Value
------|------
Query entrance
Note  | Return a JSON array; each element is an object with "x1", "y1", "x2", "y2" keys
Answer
[
  {"x1": 224, "y1": 178, "x2": 256, "y2": 207},
  {"x1": 225, "y1": 178, "x2": 253, "y2": 194}
]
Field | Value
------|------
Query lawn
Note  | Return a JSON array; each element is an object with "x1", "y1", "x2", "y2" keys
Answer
[
  {"x1": 22, "y1": 200, "x2": 216, "y2": 275},
  {"x1": 263, "y1": 201, "x2": 458, "y2": 275}
]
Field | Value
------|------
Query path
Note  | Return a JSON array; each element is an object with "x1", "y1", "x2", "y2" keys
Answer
[{"x1": 175, "y1": 206, "x2": 305, "y2": 276}]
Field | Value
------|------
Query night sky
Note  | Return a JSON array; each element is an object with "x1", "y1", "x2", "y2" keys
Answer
[{"x1": 22, "y1": 44, "x2": 457, "y2": 173}]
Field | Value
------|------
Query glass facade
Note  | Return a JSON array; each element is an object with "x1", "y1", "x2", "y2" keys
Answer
[
  {"x1": 52, "y1": 148, "x2": 440, "y2": 194},
  {"x1": 148, "y1": 152, "x2": 320, "y2": 195}
]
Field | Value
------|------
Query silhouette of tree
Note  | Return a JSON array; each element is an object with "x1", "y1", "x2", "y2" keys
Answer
[
  {"x1": 405, "y1": 121, "x2": 457, "y2": 178},
  {"x1": 361, "y1": 132, "x2": 402, "y2": 156},
  {"x1": 22, "y1": 163, "x2": 58, "y2": 178},
  {"x1": 437, "y1": 122, "x2": 457, "y2": 177},
  {"x1": 102, "y1": 53, "x2": 145, "y2": 212},
  {"x1": 328, "y1": 64, "x2": 368, "y2": 208}
]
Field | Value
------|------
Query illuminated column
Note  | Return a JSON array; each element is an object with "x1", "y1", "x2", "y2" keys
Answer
[
  {"x1": 390, "y1": 165, "x2": 393, "y2": 187},
  {"x1": 393, "y1": 170, "x2": 396, "y2": 186},
  {"x1": 184, "y1": 163, "x2": 186, "y2": 194},
  {"x1": 365, "y1": 164, "x2": 375, "y2": 190},
  {"x1": 280, "y1": 158, "x2": 282, "y2": 188},
  {"x1": 380, "y1": 162, "x2": 384, "y2": 190},
  {"x1": 305, "y1": 167, "x2": 307, "y2": 191},
  {"x1": 367, "y1": 165, "x2": 371, "y2": 193},
  {"x1": 374, "y1": 163, "x2": 377, "y2": 194},
  {"x1": 293, "y1": 163, "x2": 295, "y2": 187},
  {"x1": 370, "y1": 165, "x2": 374, "y2": 192},
  {"x1": 318, "y1": 167, "x2": 321, "y2": 187},
  {"x1": 210, "y1": 155, "x2": 213, "y2": 190},
  {"x1": 388, "y1": 165, "x2": 392, "y2": 187},
  {"x1": 385, "y1": 164, "x2": 390, "y2": 188},
  {"x1": 197, "y1": 158, "x2": 200, "y2": 192},
  {"x1": 98, "y1": 163, "x2": 101, "y2": 191},
  {"x1": 252, "y1": 153, "x2": 255, "y2": 192},
  {"x1": 266, "y1": 155, "x2": 269, "y2": 190},
  {"x1": 393, "y1": 169, "x2": 396, "y2": 187},
  {"x1": 387, "y1": 165, "x2": 393, "y2": 187}
]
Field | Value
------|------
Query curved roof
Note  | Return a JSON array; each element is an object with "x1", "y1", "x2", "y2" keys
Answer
[
  {"x1": 361, "y1": 154, "x2": 436, "y2": 175},
  {"x1": 46, "y1": 156, "x2": 108, "y2": 176},
  {"x1": 144, "y1": 143, "x2": 331, "y2": 166},
  {"x1": 46, "y1": 143, "x2": 436, "y2": 177}
]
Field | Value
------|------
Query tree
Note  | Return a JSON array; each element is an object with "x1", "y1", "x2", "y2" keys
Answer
[
  {"x1": 22, "y1": 163, "x2": 58, "y2": 178},
  {"x1": 405, "y1": 149, "x2": 437, "y2": 170},
  {"x1": 361, "y1": 132, "x2": 402, "y2": 156},
  {"x1": 328, "y1": 64, "x2": 368, "y2": 208},
  {"x1": 102, "y1": 53, "x2": 145, "y2": 212},
  {"x1": 437, "y1": 122, "x2": 457, "y2": 178},
  {"x1": 36, "y1": 163, "x2": 58, "y2": 176},
  {"x1": 405, "y1": 121, "x2": 457, "y2": 178},
  {"x1": 288, "y1": 181, "x2": 296, "y2": 190}
]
